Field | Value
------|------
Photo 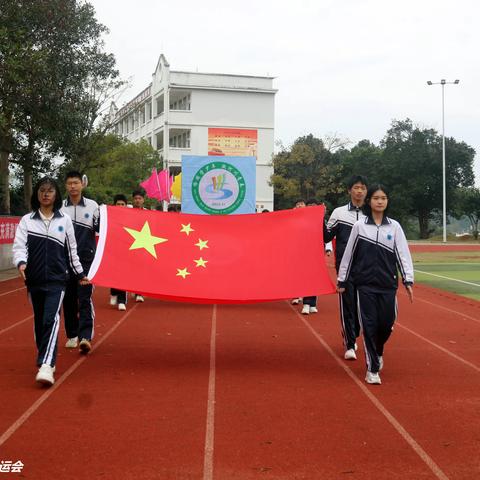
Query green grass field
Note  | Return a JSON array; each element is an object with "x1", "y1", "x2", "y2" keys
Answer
[{"x1": 412, "y1": 251, "x2": 480, "y2": 301}]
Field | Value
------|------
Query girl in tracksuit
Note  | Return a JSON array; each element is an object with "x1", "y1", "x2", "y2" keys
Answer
[
  {"x1": 13, "y1": 177, "x2": 86, "y2": 386},
  {"x1": 337, "y1": 184, "x2": 414, "y2": 385}
]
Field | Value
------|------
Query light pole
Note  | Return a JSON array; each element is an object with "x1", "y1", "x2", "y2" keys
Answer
[{"x1": 426, "y1": 79, "x2": 460, "y2": 243}]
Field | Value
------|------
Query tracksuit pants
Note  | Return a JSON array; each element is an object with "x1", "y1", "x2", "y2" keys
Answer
[
  {"x1": 29, "y1": 287, "x2": 65, "y2": 367},
  {"x1": 339, "y1": 277, "x2": 361, "y2": 351},
  {"x1": 303, "y1": 296, "x2": 317, "y2": 307},
  {"x1": 110, "y1": 288, "x2": 127, "y2": 304},
  {"x1": 63, "y1": 274, "x2": 94, "y2": 341},
  {"x1": 356, "y1": 287, "x2": 397, "y2": 374}
]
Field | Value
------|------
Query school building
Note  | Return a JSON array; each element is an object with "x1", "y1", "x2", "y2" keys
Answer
[{"x1": 109, "y1": 54, "x2": 277, "y2": 211}]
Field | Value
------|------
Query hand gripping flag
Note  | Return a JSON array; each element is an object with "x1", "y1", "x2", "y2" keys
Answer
[{"x1": 88, "y1": 205, "x2": 336, "y2": 303}]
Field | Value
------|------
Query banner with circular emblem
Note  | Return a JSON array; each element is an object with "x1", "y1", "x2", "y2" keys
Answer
[{"x1": 181, "y1": 155, "x2": 256, "y2": 215}]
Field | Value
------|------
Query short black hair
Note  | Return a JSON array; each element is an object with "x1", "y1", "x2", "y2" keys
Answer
[
  {"x1": 31, "y1": 177, "x2": 62, "y2": 211},
  {"x1": 113, "y1": 194, "x2": 128, "y2": 205},
  {"x1": 295, "y1": 199, "x2": 306, "y2": 205},
  {"x1": 347, "y1": 175, "x2": 368, "y2": 190},
  {"x1": 261, "y1": 209, "x2": 270, "y2": 213},
  {"x1": 363, "y1": 183, "x2": 390, "y2": 217},
  {"x1": 65, "y1": 170, "x2": 83, "y2": 181},
  {"x1": 132, "y1": 189, "x2": 145, "y2": 198},
  {"x1": 306, "y1": 198, "x2": 318, "y2": 205}
]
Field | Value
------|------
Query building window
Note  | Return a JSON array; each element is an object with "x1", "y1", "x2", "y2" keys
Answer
[
  {"x1": 169, "y1": 92, "x2": 191, "y2": 111},
  {"x1": 146, "y1": 101, "x2": 152, "y2": 121},
  {"x1": 156, "y1": 96, "x2": 164, "y2": 116},
  {"x1": 169, "y1": 130, "x2": 190, "y2": 148}
]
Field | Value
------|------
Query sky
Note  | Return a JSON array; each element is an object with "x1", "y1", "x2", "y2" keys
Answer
[{"x1": 91, "y1": 0, "x2": 480, "y2": 184}]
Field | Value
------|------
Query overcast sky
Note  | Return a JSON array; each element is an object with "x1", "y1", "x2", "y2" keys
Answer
[{"x1": 91, "y1": 0, "x2": 480, "y2": 183}]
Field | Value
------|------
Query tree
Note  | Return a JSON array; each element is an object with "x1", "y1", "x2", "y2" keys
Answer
[
  {"x1": 453, "y1": 187, "x2": 480, "y2": 239},
  {"x1": 380, "y1": 119, "x2": 475, "y2": 238},
  {"x1": 270, "y1": 134, "x2": 341, "y2": 210},
  {"x1": 0, "y1": 0, "x2": 121, "y2": 213},
  {"x1": 75, "y1": 136, "x2": 160, "y2": 207}
]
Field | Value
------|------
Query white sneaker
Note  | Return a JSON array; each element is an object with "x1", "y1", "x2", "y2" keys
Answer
[
  {"x1": 65, "y1": 337, "x2": 79, "y2": 348},
  {"x1": 344, "y1": 348, "x2": 357, "y2": 360},
  {"x1": 135, "y1": 295, "x2": 144, "y2": 303},
  {"x1": 301, "y1": 305, "x2": 310, "y2": 315},
  {"x1": 109, "y1": 295, "x2": 117, "y2": 306},
  {"x1": 118, "y1": 303, "x2": 126, "y2": 311},
  {"x1": 36, "y1": 364, "x2": 55, "y2": 386},
  {"x1": 291, "y1": 298, "x2": 301, "y2": 305},
  {"x1": 365, "y1": 371, "x2": 381, "y2": 385},
  {"x1": 309, "y1": 307, "x2": 318, "y2": 313},
  {"x1": 378, "y1": 356, "x2": 384, "y2": 371}
]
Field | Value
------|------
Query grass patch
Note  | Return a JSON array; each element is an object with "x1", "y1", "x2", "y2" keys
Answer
[{"x1": 412, "y1": 250, "x2": 480, "y2": 301}]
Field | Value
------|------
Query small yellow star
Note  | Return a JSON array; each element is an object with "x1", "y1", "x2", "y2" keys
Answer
[
  {"x1": 124, "y1": 222, "x2": 168, "y2": 259},
  {"x1": 176, "y1": 267, "x2": 191, "y2": 279},
  {"x1": 195, "y1": 239, "x2": 209, "y2": 250},
  {"x1": 194, "y1": 257, "x2": 208, "y2": 268},
  {"x1": 180, "y1": 223, "x2": 195, "y2": 236}
]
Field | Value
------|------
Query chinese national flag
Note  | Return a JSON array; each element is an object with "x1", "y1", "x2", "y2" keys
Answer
[{"x1": 88, "y1": 205, "x2": 335, "y2": 303}]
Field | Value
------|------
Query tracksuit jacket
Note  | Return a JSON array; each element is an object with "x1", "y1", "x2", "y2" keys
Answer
[
  {"x1": 337, "y1": 215, "x2": 414, "y2": 290},
  {"x1": 324, "y1": 202, "x2": 366, "y2": 271},
  {"x1": 12, "y1": 210, "x2": 84, "y2": 288}
]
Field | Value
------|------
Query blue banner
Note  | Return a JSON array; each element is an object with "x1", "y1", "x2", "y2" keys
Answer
[{"x1": 181, "y1": 155, "x2": 256, "y2": 215}]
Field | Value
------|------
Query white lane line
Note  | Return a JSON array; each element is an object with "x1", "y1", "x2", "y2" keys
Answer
[
  {"x1": 0, "y1": 286, "x2": 26, "y2": 297},
  {"x1": 0, "y1": 315, "x2": 32, "y2": 336},
  {"x1": 396, "y1": 322, "x2": 480, "y2": 373},
  {"x1": 0, "y1": 305, "x2": 138, "y2": 447},
  {"x1": 203, "y1": 304, "x2": 217, "y2": 480},
  {"x1": 398, "y1": 291, "x2": 480, "y2": 325},
  {"x1": 414, "y1": 269, "x2": 480, "y2": 288},
  {"x1": 291, "y1": 304, "x2": 450, "y2": 480}
]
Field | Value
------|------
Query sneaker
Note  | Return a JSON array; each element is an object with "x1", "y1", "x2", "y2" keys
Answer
[
  {"x1": 301, "y1": 305, "x2": 310, "y2": 315},
  {"x1": 378, "y1": 356, "x2": 384, "y2": 371},
  {"x1": 291, "y1": 298, "x2": 301, "y2": 305},
  {"x1": 309, "y1": 307, "x2": 318, "y2": 313},
  {"x1": 118, "y1": 303, "x2": 126, "y2": 311},
  {"x1": 354, "y1": 342, "x2": 358, "y2": 351},
  {"x1": 344, "y1": 348, "x2": 357, "y2": 360},
  {"x1": 36, "y1": 364, "x2": 55, "y2": 386},
  {"x1": 109, "y1": 295, "x2": 117, "y2": 306},
  {"x1": 365, "y1": 371, "x2": 381, "y2": 385},
  {"x1": 65, "y1": 337, "x2": 79, "y2": 349},
  {"x1": 79, "y1": 338, "x2": 91, "y2": 354},
  {"x1": 135, "y1": 295, "x2": 144, "y2": 303}
]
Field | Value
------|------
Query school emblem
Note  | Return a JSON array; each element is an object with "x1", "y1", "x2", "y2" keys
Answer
[
  {"x1": 58, "y1": 226, "x2": 64, "y2": 232},
  {"x1": 191, "y1": 162, "x2": 246, "y2": 215}
]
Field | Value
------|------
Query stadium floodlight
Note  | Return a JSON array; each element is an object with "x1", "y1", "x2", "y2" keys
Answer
[{"x1": 426, "y1": 79, "x2": 460, "y2": 243}]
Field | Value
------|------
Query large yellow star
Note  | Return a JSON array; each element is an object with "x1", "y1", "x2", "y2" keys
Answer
[
  {"x1": 194, "y1": 257, "x2": 208, "y2": 268},
  {"x1": 195, "y1": 239, "x2": 209, "y2": 250},
  {"x1": 176, "y1": 267, "x2": 191, "y2": 279},
  {"x1": 180, "y1": 223, "x2": 195, "y2": 236},
  {"x1": 124, "y1": 222, "x2": 168, "y2": 259}
]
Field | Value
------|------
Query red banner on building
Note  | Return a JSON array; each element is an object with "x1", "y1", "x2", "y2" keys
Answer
[{"x1": 0, "y1": 217, "x2": 20, "y2": 244}]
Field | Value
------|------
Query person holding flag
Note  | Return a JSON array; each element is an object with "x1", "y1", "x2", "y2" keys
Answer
[{"x1": 61, "y1": 171, "x2": 99, "y2": 354}]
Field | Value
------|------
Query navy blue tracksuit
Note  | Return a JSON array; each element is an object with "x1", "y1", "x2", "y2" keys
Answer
[
  {"x1": 13, "y1": 210, "x2": 84, "y2": 367},
  {"x1": 337, "y1": 215, "x2": 414, "y2": 373}
]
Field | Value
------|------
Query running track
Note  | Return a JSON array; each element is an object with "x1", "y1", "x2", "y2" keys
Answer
[{"x1": 0, "y1": 272, "x2": 479, "y2": 479}]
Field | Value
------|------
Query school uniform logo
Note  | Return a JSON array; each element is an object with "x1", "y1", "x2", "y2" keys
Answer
[
  {"x1": 192, "y1": 162, "x2": 246, "y2": 215},
  {"x1": 85, "y1": 213, "x2": 90, "y2": 219},
  {"x1": 58, "y1": 226, "x2": 64, "y2": 232}
]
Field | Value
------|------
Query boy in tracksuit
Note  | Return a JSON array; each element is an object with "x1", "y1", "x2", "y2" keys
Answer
[
  {"x1": 13, "y1": 177, "x2": 86, "y2": 386},
  {"x1": 61, "y1": 171, "x2": 99, "y2": 354},
  {"x1": 324, "y1": 175, "x2": 368, "y2": 360},
  {"x1": 337, "y1": 184, "x2": 414, "y2": 385}
]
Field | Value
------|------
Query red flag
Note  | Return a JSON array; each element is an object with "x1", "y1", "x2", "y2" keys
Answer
[{"x1": 88, "y1": 205, "x2": 335, "y2": 303}]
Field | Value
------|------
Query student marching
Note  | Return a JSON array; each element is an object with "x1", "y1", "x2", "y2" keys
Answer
[{"x1": 337, "y1": 184, "x2": 414, "y2": 385}]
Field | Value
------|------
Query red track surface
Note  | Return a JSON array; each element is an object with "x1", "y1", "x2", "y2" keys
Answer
[{"x1": 0, "y1": 268, "x2": 479, "y2": 479}]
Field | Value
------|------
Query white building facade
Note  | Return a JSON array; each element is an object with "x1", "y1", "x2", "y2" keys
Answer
[{"x1": 111, "y1": 55, "x2": 276, "y2": 211}]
